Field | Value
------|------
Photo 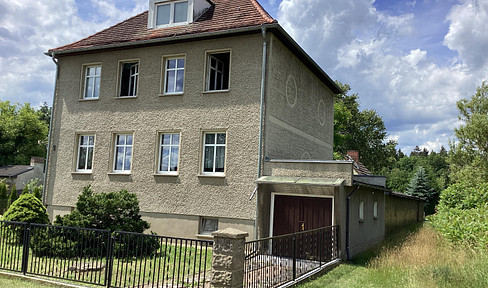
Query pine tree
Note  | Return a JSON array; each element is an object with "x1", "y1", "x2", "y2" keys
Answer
[
  {"x1": 406, "y1": 167, "x2": 437, "y2": 215},
  {"x1": 8, "y1": 184, "x2": 18, "y2": 208},
  {"x1": 0, "y1": 182, "x2": 8, "y2": 214},
  {"x1": 22, "y1": 185, "x2": 29, "y2": 195}
]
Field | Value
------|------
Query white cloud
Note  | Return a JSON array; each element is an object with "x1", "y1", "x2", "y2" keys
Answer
[
  {"x1": 444, "y1": 0, "x2": 488, "y2": 71},
  {"x1": 277, "y1": 0, "x2": 487, "y2": 153},
  {"x1": 0, "y1": 0, "x2": 146, "y2": 106}
]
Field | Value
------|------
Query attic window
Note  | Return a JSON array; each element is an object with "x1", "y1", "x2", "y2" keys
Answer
[
  {"x1": 157, "y1": 1, "x2": 188, "y2": 25},
  {"x1": 148, "y1": 0, "x2": 212, "y2": 29}
]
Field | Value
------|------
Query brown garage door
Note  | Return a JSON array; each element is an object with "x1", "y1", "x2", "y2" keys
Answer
[{"x1": 273, "y1": 195, "x2": 333, "y2": 236}]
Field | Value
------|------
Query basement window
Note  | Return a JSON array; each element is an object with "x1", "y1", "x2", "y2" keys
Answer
[{"x1": 200, "y1": 217, "x2": 218, "y2": 235}]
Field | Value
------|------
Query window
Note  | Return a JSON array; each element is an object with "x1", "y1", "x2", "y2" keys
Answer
[
  {"x1": 119, "y1": 62, "x2": 139, "y2": 97},
  {"x1": 202, "y1": 132, "x2": 226, "y2": 175},
  {"x1": 359, "y1": 201, "x2": 364, "y2": 222},
  {"x1": 83, "y1": 65, "x2": 101, "y2": 99},
  {"x1": 164, "y1": 57, "x2": 185, "y2": 94},
  {"x1": 156, "y1": 0, "x2": 188, "y2": 26},
  {"x1": 113, "y1": 134, "x2": 133, "y2": 173},
  {"x1": 200, "y1": 217, "x2": 218, "y2": 235},
  {"x1": 206, "y1": 52, "x2": 230, "y2": 91},
  {"x1": 76, "y1": 135, "x2": 94, "y2": 172},
  {"x1": 373, "y1": 201, "x2": 378, "y2": 219},
  {"x1": 158, "y1": 133, "x2": 180, "y2": 174}
]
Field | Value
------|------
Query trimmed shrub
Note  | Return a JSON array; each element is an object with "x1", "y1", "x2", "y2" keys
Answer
[{"x1": 3, "y1": 193, "x2": 49, "y2": 224}]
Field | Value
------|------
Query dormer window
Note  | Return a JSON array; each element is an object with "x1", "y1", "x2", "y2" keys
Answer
[
  {"x1": 148, "y1": 0, "x2": 212, "y2": 29},
  {"x1": 156, "y1": 1, "x2": 188, "y2": 26}
]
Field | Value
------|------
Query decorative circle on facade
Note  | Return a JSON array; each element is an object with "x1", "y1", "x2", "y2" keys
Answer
[
  {"x1": 286, "y1": 74, "x2": 297, "y2": 108},
  {"x1": 318, "y1": 99, "x2": 326, "y2": 126}
]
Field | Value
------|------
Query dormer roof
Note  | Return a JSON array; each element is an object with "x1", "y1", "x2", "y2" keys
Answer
[{"x1": 49, "y1": 0, "x2": 275, "y2": 54}]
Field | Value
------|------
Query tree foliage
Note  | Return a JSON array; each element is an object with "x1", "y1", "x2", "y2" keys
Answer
[
  {"x1": 8, "y1": 184, "x2": 18, "y2": 208},
  {"x1": 449, "y1": 81, "x2": 488, "y2": 184},
  {"x1": 405, "y1": 166, "x2": 438, "y2": 215},
  {"x1": 0, "y1": 101, "x2": 49, "y2": 166},
  {"x1": 0, "y1": 181, "x2": 8, "y2": 214},
  {"x1": 333, "y1": 81, "x2": 397, "y2": 172}
]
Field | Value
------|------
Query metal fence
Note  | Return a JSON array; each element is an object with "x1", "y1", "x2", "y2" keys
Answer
[
  {"x1": 0, "y1": 220, "x2": 212, "y2": 287},
  {"x1": 244, "y1": 225, "x2": 340, "y2": 288}
]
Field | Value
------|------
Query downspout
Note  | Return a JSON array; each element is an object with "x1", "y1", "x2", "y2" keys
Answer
[
  {"x1": 43, "y1": 52, "x2": 58, "y2": 205},
  {"x1": 346, "y1": 184, "x2": 360, "y2": 260},
  {"x1": 254, "y1": 25, "x2": 267, "y2": 240}
]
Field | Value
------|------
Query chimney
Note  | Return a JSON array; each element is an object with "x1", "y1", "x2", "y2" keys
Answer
[
  {"x1": 30, "y1": 156, "x2": 45, "y2": 166},
  {"x1": 347, "y1": 150, "x2": 359, "y2": 163}
]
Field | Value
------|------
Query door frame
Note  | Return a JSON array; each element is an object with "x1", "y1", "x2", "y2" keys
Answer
[{"x1": 269, "y1": 192, "x2": 335, "y2": 238}]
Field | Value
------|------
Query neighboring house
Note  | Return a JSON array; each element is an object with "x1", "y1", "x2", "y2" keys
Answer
[
  {"x1": 44, "y1": 0, "x2": 422, "y2": 259},
  {"x1": 0, "y1": 157, "x2": 45, "y2": 193}
]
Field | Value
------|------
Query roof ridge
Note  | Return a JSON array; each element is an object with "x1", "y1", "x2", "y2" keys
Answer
[
  {"x1": 50, "y1": 11, "x2": 148, "y2": 53},
  {"x1": 249, "y1": 0, "x2": 276, "y2": 23}
]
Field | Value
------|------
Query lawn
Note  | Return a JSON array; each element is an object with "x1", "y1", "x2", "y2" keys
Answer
[
  {"x1": 0, "y1": 273, "x2": 61, "y2": 287},
  {"x1": 298, "y1": 223, "x2": 488, "y2": 288}
]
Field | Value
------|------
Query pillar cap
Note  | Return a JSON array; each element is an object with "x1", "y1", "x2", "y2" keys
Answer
[{"x1": 212, "y1": 228, "x2": 249, "y2": 239}]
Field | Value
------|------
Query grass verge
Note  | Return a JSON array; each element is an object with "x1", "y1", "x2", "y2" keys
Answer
[{"x1": 298, "y1": 223, "x2": 488, "y2": 288}]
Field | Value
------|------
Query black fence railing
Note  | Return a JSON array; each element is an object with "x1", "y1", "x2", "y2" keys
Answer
[
  {"x1": 0, "y1": 220, "x2": 212, "y2": 287},
  {"x1": 244, "y1": 225, "x2": 340, "y2": 288}
]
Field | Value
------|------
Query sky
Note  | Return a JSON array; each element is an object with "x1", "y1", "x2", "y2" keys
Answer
[{"x1": 0, "y1": 0, "x2": 487, "y2": 154}]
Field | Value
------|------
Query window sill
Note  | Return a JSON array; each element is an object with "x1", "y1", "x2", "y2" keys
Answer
[
  {"x1": 115, "y1": 96, "x2": 137, "y2": 99},
  {"x1": 198, "y1": 173, "x2": 226, "y2": 178},
  {"x1": 202, "y1": 90, "x2": 229, "y2": 95},
  {"x1": 153, "y1": 173, "x2": 179, "y2": 177},
  {"x1": 71, "y1": 171, "x2": 92, "y2": 175},
  {"x1": 79, "y1": 98, "x2": 99, "y2": 102},
  {"x1": 195, "y1": 234, "x2": 214, "y2": 240},
  {"x1": 108, "y1": 172, "x2": 131, "y2": 176},
  {"x1": 159, "y1": 92, "x2": 184, "y2": 97}
]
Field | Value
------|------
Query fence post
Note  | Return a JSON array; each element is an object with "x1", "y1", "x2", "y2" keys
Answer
[
  {"x1": 292, "y1": 234, "x2": 296, "y2": 281},
  {"x1": 106, "y1": 233, "x2": 114, "y2": 288},
  {"x1": 21, "y1": 223, "x2": 31, "y2": 275},
  {"x1": 210, "y1": 228, "x2": 248, "y2": 288}
]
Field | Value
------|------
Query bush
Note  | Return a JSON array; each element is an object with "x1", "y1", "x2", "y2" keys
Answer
[
  {"x1": 3, "y1": 193, "x2": 49, "y2": 224},
  {"x1": 430, "y1": 182, "x2": 488, "y2": 250},
  {"x1": 53, "y1": 186, "x2": 158, "y2": 257}
]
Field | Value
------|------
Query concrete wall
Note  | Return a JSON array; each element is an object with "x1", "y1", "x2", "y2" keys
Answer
[
  {"x1": 347, "y1": 186, "x2": 385, "y2": 258},
  {"x1": 264, "y1": 34, "x2": 334, "y2": 161},
  {"x1": 46, "y1": 33, "x2": 264, "y2": 239},
  {"x1": 385, "y1": 194, "x2": 424, "y2": 234}
]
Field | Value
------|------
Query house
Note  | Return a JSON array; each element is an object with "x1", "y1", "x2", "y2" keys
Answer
[
  {"x1": 0, "y1": 157, "x2": 45, "y2": 193},
  {"x1": 44, "y1": 0, "x2": 422, "y2": 259}
]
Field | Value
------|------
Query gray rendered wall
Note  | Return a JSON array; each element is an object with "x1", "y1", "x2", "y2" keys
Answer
[
  {"x1": 45, "y1": 33, "x2": 264, "y2": 238},
  {"x1": 264, "y1": 34, "x2": 334, "y2": 161}
]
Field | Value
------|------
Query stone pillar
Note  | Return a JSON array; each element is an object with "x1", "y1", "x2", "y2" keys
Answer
[{"x1": 211, "y1": 228, "x2": 248, "y2": 288}]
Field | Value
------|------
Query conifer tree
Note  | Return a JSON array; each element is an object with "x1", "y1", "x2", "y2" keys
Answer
[
  {"x1": 0, "y1": 182, "x2": 8, "y2": 214},
  {"x1": 8, "y1": 184, "x2": 18, "y2": 208},
  {"x1": 406, "y1": 167, "x2": 437, "y2": 214}
]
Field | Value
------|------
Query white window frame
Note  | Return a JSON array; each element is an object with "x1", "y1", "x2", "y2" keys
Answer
[
  {"x1": 164, "y1": 57, "x2": 185, "y2": 95},
  {"x1": 149, "y1": 0, "x2": 192, "y2": 28},
  {"x1": 201, "y1": 132, "x2": 226, "y2": 176},
  {"x1": 158, "y1": 133, "x2": 180, "y2": 175},
  {"x1": 205, "y1": 51, "x2": 230, "y2": 92},
  {"x1": 118, "y1": 61, "x2": 139, "y2": 97},
  {"x1": 76, "y1": 135, "x2": 95, "y2": 172},
  {"x1": 113, "y1": 134, "x2": 133, "y2": 173},
  {"x1": 82, "y1": 65, "x2": 101, "y2": 99},
  {"x1": 359, "y1": 201, "x2": 364, "y2": 222}
]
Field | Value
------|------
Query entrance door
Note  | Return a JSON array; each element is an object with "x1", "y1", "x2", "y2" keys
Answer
[{"x1": 272, "y1": 195, "x2": 333, "y2": 236}]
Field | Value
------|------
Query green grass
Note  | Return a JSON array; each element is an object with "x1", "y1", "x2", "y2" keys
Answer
[
  {"x1": 298, "y1": 223, "x2": 488, "y2": 288},
  {"x1": 0, "y1": 273, "x2": 61, "y2": 287}
]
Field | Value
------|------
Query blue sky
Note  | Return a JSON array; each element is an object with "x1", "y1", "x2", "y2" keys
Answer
[{"x1": 1, "y1": 0, "x2": 487, "y2": 153}]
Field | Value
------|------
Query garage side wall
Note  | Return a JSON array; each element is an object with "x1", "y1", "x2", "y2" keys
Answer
[{"x1": 385, "y1": 194, "x2": 424, "y2": 234}]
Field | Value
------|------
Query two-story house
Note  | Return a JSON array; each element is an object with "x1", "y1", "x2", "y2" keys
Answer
[{"x1": 44, "y1": 0, "x2": 421, "y2": 259}]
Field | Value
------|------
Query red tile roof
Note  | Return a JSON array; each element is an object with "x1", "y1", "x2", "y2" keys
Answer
[{"x1": 49, "y1": 0, "x2": 276, "y2": 53}]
